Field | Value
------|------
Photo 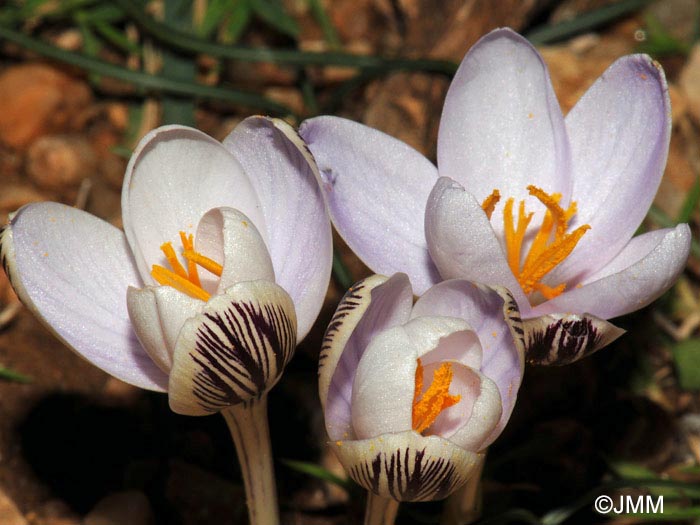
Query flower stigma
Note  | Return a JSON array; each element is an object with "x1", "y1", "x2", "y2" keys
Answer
[
  {"x1": 481, "y1": 186, "x2": 590, "y2": 302},
  {"x1": 151, "y1": 231, "x2": 223, "y2": 302},
  {"x1": 412, "y1": 358, "x2": 461, "y2": 434}
]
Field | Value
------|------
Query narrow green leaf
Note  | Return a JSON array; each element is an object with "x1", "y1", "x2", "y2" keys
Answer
[
  {"x1": 199, "y1": 0, "x2": 234, "y2": 37},
  {"x1": 0, "y1": 366, "x2": 32, "y2": 384},
  {"x1": 526, "y1": 0, "x2": 652, "y2": 45},
  {"x1": 223, "y1": 0, "x2": 253, "y2": 43},
  {"x1": 677, "y1": 175, "x2": 700, "y2": 224},
  {"x1": 280, "y1": 458, "x2": 351, "y2": 491},
  {"x1": 307, "y1": 0, "x2": 341, "y2": 49},
  {"x1": 332, "y1": 250, "x2": 353, "y2": 290},
  {"x1": 672, "y1": 338, "x2": 700, "y2": 390},
  {"x1": 93, "y1": 21, "x2": 141, "y2": 53},
  {"x1": 0, "y1": 26, "x2": 294, "y2": 116},
  {"x1": 113, "y1": 0, "x2": 457, "y2": 74},
  {"x1": 161, "y1": 0, "x2": 196, "y2": 127},
  {"x1": 250, "y1": 0, "x2": 299, "y2": 38}
]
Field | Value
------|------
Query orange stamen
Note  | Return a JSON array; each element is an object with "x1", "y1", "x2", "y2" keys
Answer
[
  {"x1": 503, "y1": 198, "x2": 533, "y2": 275},
  {"x1": 183, "y1": 250, "x2": 223, "y2": 276},
  {"x1": 179, "y1": 231, "x2": 201, "y2": 287},
  {"x1": 481, "y1": 189, "x2": 501, "y2": 220},
  {"x1": 500, "y1": 185, "x2": 590, "y2": 301},
  {"x1": 160, "y1": 242, "x2": 187, "y2": 279},
  {"x1": 412, "y1": 359, "x2": 461, "y2": 434},
  {"x1": 152, "y1": 265, "x2": 211, "y2": 302},
  {"x1": 150, "y1": 231, "x2": 224, "y2": 302}
]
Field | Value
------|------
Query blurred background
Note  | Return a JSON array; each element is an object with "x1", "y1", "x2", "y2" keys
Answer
[{"x1": 0, "y1": 0, "x2": 699, "y2": 523}]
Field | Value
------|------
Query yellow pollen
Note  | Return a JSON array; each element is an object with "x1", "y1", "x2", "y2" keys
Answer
[
  {"x1": 150, "y1": 230, "x2": 223, "y2": 302},
  {"x1": 412, "y1": 359, "x2": 461, "y2": 434},
  {"x1": 481, "y1": 190, "x2": 501, "y2": 220},
  {"x1": 498, "y1": 185, "x2": 590, "y2": 301}
]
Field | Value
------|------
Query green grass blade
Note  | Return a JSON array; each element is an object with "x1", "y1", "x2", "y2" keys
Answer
[
  {"x1": 113, "y1": 0, "x2": 457, "y2": 74},
  {"x1": 526, "y1": 0, "x2": 652, "y2": 45},
  {"x1": 307, "y1": 0, "x2": 341, "y2": 49},
  {"x1": 0, "y1": 366, "x2": 32, "y2": 384},
  {"x1": 0, "y1": 26, "x2": 295, "y2": 116},
  {"x1": 280, "y1": 458, "x2": 351, "y2": 491}
]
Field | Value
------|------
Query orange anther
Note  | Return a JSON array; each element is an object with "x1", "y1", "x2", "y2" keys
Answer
[{"x1": 412, "y1": 359, "x2": 461, "y2": 434}]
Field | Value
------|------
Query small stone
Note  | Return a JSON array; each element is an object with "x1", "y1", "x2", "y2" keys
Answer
[
  {"x1": 26, "y1": 135, "x2": 97, "y2": 192},
  {"x1": 83, "y1": 491, "x2": 153, "y2": 525},
  {"x1": 0, "y1": 64, "x2": 92, "y2": 149},
  {"x1": 0, "y1": 487, "x2": 28, "y2": 525}
]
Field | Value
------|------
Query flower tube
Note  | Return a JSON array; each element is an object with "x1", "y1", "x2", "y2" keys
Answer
[
  {"x1": 319, "y1": 273, "x2": 524, "y2": 524},
  {"x1": 299, "y1": 28, "x2": 690, "y2": 366},
  {"x1": 1, "y1": 116, "x2": 332, "y2": 525}
]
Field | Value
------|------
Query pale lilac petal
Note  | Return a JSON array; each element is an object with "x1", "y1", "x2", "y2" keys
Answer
[
  {"x1": 533, "y1": 224, "x2": 690, "y2": 319},
  {"x1": 122, "y1": 125, "x2": 264, "y2": 284},
  {"x1": 523, "y1": 313, "x2": 625, "y2": 365},
  {"x1": 126, "y1": 287, "x2": 169, "y2": 373},
  {"x1": 581, "y1": 228, "x2": 673, "y2": 282},
  {"x1": 299, "y1": 116, "x2": 441, "y2": 295},
  {"x1": 441, "y1": 368, "x2": 502, "y2": 452},
  {"x1": 552, "y1": 55, "x2": 672, "y2": 283},
  {"x1": 2, "y1": 203, "x2": 168, "y2": 391},
  {"x1": 169, "y1": 280, "x2": 296, "y2": 415},
  {"x1": 425, "y1": 178, "x2": 529, "y2": 308},
  {"x1": 323, "y1": 274, "x2": 413, "y2": 440},
  {"x1": 332, "y1": 431, "x2": 480, "y2": 501},
  {"x1": 223, "y1": 117, "x2": 332, "y2": 339},
  {"x1": 412, "y1": 280, "x2": 524, "y2": 445},
  {"x1": 195, "y1": 207, "x2": 274, "y2": 294},
  {"x1": 351, "y1": 316, "x2": 476, "y2": 440},
  {"x1": 127, "y1": 286, "x2": 203, "y2": 374},
  {"x1": 438, "y1": 28, "x2": 571, "y2": 210}
]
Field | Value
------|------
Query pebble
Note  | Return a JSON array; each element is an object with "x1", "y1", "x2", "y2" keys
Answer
[
  {"x1": 0, "y1": 64, "x2": 91, "y2": 150},
  {"x1": 83, "y1": 491, "x2": 153, "y2": 525}
]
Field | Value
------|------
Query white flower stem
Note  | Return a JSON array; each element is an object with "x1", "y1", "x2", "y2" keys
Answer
[
  {"x1": 440, "y1": 453, "x2": 486, "y2": 525},
  {"x1": 222, "y1": 396, "x2": 280, "y2": 525},
  {"x1": 364, "y1": 491, "x2": 399, "y2": 525}
]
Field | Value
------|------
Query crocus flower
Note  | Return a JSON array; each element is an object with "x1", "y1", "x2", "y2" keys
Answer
[
  {"x1": 319, "y1": 272, "x2": 524, "y2": 510},
  {"x1": 1, "y1": 116, "x2": 332, "y2": 525},
  {"x1": 300, "y1": 28, "x2": 691, "y2": 366}
]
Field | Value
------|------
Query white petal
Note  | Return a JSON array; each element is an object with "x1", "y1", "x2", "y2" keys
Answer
[
  {"x1": 425, "y1": 178, "x2": 529, "y2": 309},
  {"x1": 195, "y1": 207, "x2": 274, "y2": 293},
  {"x1": 127, "y1": 286, "x2": 203, "y2": 373},
  {"x1": 412, "y1": 280, "x2": 525, "y2": 446},
  {"x1": 553, "y1": 55, "x2": 671, "y2": 283},
  {"x1": 223, "y1": 117, "x2": 332, "y2": 340},
  {"x1": 1, "y1": 203, "x2": 167, "y2": 391},
  {"x1": 533, "y1": 224, "x2": 691, "y2": 319},
  {"x1": 438, "y1": 28, "x2": 571, "y2": 209},
  {"x1": 122, "y1": 125, "x2": 265, "y2": 284},
  {"x1": 442, "y1": 368, "x2": 502, "y2": 452},
  {"x1": 523, "y1": 313, "x2": 625, "y2": 365},
  {"x1": 321, "y1": 274, "x2": 414, "y2": 440},
  {"x1": 169, "y1": 280, "x2": 296, "y2": 415},
  {"x1": 351, "y1": 316, "x2": 476, "y2": 440},
  {"x1": 299, "y1": 116, "x2": 441, "y2": 294},
  {"x1": 332, "y1": 430, "x2": 480, "y2": 502}
]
